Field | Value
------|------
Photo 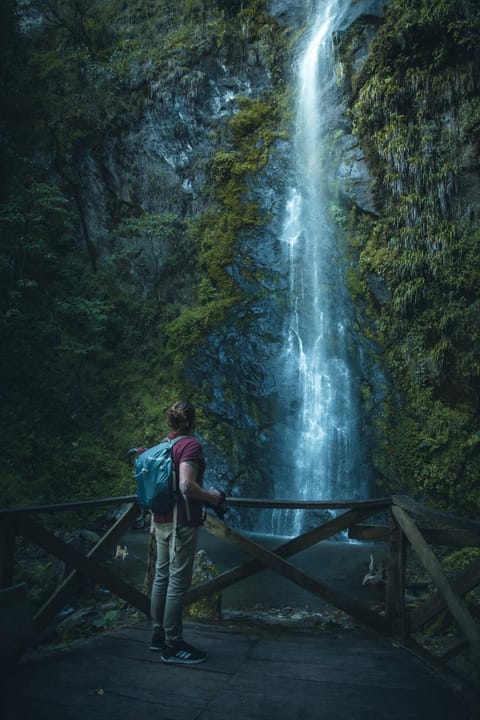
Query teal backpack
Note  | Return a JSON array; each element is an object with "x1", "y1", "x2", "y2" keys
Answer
[{"x1": 131, "y1": 436, "x2": 187, "y2": 513}]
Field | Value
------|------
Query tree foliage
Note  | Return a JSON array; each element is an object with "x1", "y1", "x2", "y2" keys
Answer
[{"x1": 0, "y1": 0, "x2": 285, "y2": 506}]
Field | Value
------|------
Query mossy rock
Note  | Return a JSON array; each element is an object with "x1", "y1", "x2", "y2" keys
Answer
[{"x1": 185, "y1": 549, "x2": 222, "y2": 621}]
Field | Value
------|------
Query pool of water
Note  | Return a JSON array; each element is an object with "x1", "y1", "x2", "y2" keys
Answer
[{"x1": 108, "y1": 525, "x2": 387, "y2": 612}]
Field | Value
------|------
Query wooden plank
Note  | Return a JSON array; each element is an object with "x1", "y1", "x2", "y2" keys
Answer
[
  {"x1": 186, "y1": 506, "x2": 377, "y2": 605},
  {"x1": 5, "y1": 649, "x2": 228, "y2": 720},
  {"x1": 349, "y1": 525, "x2": 389, "y2": 541},
  {"x1": 0, "y1": 582, "x2": 36, "y2": 664},
  {"x1": 350, "y1": 525, "x2": 480, "y2": 547},
  {"x1": 0, "y1": 495, "x2": 392, "y2": 518},
  {"x1": 0, "y1": 495, "x2": 139, "y2": 517},
  {"x1": 202, "y1": 515, "x2": 388, "y2": 633},
  {"x1": 270, "y1": 506, "x2": 378, "y2": 556},
  {"x1": 418, "y1": 527, "x2": 480, "y2": 547},
  {"x1": 3, "y1": 623, "x2": 469, "y2": 720},
  {"x1": 385, "y1": 514, "x2": 406, "y2": 638},
  {"x1": 0, "y1": 516, "x2": 16, "y2": 589},
  {"x1": 396, "y1": 634, "x2": 472, "y2": 699},
  {"x1": 19, "y1": 505, "x2": 149, "y2": 632},
  {"x1": 0, "y1": 582, "x2": 28, "y2": 608},
  {"x1": 392, "y1": 506, "x2": 480, "y2": 660},
  {"x1": 408, "y1": 557, "x2": 480, "y2": 631},
  {"x1": 226, "y1": 497, "x2": 392, "y2": 510},
  {"x1": 393, "y1": 495, "x2": 480, "y2": 533},
  {"x1": 437, "y1": 637, "x2": 468, "y2": 662}
]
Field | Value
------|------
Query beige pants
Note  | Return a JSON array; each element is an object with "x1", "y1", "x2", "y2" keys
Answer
[{"x1": 150, "y1": 523, "x2": 199, "y2": 645}]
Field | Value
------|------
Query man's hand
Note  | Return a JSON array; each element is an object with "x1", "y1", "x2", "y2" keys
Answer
[
  {"x1": 205, "y1": 489, "x2": 227, "y2": 520},
  {"x1": 208, "y1": 489, "x2": 223, "y2": 506},
  {"x1": 179, "y1": 463, "x2": 227, "y2": 520}
]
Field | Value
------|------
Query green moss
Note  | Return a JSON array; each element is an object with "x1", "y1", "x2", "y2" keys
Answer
[
  {"x1": 185, "y1": 550, "x2": 222, "y2": 621},
  {"x1": 167, "y1": 91, "x2": 287, "y2": 359},
  {"x1": 443, "y1": 548, "x2": 480, "y2": 575},
  {"x1": 341, "y1": 0, "x2": 480, "y2": 515}
]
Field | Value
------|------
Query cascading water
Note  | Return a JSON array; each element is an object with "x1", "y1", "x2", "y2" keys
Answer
[{"x1": 266, "y1": 0, "x2": 371, "y2": 537}]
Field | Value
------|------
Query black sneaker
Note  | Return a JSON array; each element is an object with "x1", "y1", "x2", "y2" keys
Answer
[
  {"x1": 149, "y1": 630, "x2": 165, "y2": 651},
  {"x1": 160, "y1": 640, "x2": 207, "y2": 665}
]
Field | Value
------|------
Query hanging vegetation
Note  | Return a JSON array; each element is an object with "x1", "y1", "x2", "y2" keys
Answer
[{"x1": 341, "y1": 0, "x2": 480, "y2": 514}]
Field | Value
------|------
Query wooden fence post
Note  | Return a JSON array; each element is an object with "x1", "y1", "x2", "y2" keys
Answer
[
  {"x1": 385, "y1": 511, "x2": 407, "y2": 637},
  {"x1": 0, "y1": 517, "x2": 16, "y2": 589},
  {"x1": 393, "y1": 505, "x2": 480, "y2": 662}
]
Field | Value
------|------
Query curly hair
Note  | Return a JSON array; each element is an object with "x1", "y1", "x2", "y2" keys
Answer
[{"x1": 166, "y1": 400, "x2": 196, "y2": 433}]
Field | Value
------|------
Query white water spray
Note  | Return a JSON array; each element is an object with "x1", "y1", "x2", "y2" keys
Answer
[{"x1": 269, "y1": 0, "x2": 369, "y2": 536}]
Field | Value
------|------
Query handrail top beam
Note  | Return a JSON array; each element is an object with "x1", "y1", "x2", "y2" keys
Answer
[
  {"x1": 393, "y1": 495, "x2": 480, "y2": 532},
  {"x1": 0, "y1": 495, "x2": 138, "y2": 517},
  {"x1": 226, "y1": 497, "x2": 392, "y2": 510},
  {"x1": 2, "y1": 494, "x2": 479, "y2": 529},
  {"x1": 0, "y1": 495, "x2": 392, "y2": 517}
]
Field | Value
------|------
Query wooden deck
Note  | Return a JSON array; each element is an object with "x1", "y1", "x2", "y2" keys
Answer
[{"x1": 1, "y1": 621, "x2": 473, "y2": 720}]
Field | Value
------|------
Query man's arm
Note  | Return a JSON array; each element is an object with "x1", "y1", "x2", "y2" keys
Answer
[{"x1": 178, "y1": 461, "x2": 222, "y2": 506}]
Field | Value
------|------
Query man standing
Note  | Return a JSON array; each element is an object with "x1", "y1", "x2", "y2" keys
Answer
[{"x1": 149, "y1": 400, "x2": 223, "y2": 664}]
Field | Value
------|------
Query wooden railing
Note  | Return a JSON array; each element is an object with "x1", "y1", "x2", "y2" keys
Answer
[{"x1": 1, "y1": 494, "x2": 480, "y2": 668}]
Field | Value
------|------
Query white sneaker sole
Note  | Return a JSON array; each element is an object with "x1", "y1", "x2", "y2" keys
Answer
[{"x1": 160, "y1": 653, "x2": 207, "y2": 665}]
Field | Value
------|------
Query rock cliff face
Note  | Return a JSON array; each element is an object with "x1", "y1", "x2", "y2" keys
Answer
[
  {"x1": 183, "y1": 1, "x2": 390, "y2": 494},
  {"x1": 71, "y1": 0, "x2": 390, "y2": 497},
  {"x1": 71, "y1": 2, "x2": 303, "y2": 497}
]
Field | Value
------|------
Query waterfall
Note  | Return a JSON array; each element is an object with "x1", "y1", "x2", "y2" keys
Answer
[{"x1": 267, "y1": 0, "x2": 370, "y2": 537}]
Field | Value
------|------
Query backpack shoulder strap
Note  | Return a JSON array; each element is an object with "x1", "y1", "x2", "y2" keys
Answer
[
  {"x1": 168, "y1": 435, "x2": 189, "y2": 445},
  {"x1": 167, "y1": 436, "x2": 190, "y2": 531},
  {"x1": 166, "y1": 435, "x2": 190, "y2": 475},
  {"x1": 165, "y1": 435, "x2": 190, "y2": 457}
]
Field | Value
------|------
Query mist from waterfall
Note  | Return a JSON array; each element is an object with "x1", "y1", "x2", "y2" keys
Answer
[{"x1": 267, "y1": 0, "x2": 370, "y2": 536}]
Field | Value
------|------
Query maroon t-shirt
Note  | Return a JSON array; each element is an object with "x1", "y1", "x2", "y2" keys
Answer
[{"x1": 153, "y1": 432, "x2": 205, "y2": 527}]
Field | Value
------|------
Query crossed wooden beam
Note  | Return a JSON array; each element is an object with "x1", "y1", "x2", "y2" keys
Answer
[
  {"x1": 16, "y1": 499, "x2": 480, "y2": 662},
  {"x1": 20, "y1": 503, "x2": 150, "y2": 633},
  {"x1": 22, "y1": 503, "x2": 387, "y2": 635},
  {"x1": 188, "y1": 508, "x2": 388, "y2": 633}
]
